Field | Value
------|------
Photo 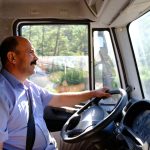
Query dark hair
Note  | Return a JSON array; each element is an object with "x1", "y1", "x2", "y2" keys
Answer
[{"x1": 0, "y1": 36, "x2": 18, "y2": 66}]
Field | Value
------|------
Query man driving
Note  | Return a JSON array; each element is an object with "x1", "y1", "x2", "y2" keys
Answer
[{"x1": 0, "y1": 36, "x2": 110, "y2": 150}]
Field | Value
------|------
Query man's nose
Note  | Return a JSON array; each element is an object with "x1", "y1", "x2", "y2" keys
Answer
[{"x1": 34, "y1": 53, "x2": 38, "y2": 61}]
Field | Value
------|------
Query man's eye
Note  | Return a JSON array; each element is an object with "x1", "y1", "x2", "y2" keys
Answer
[{"x1": 29, "y1": 51, "x2": 34, "y2": 53}]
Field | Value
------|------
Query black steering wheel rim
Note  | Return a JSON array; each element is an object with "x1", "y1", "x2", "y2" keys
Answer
[{"x1": 61, "y1": 88, "x2": 128, "y2": 143}]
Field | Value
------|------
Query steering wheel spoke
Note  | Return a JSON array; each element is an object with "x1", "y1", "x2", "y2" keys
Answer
[{"x1": 61, "y1": 88, "x2": 128, "y2": 143}]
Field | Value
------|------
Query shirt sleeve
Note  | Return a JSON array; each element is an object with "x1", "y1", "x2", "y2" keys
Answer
[
  {"x1": 28, "y1": 80, "x2": 53, "y2": 108},
  {"x1": 39, "y1": 87, "x2": 53, "y2": 108},
  {"x1": 0, "y1": 97, "x2": 9, "y2": 142}
]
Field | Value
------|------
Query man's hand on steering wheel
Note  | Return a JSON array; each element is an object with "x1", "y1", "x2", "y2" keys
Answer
[{"x1": 94, "y1": 87, "x2": 111, "y2": 99}]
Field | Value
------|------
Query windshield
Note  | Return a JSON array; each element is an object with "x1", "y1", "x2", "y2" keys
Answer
[{"x1": 129, "y1": 11, "x2": 150, "y2": 99}]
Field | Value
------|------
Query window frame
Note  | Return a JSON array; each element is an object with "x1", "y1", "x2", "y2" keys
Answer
[
  {"x1": 92, "y1": 28, "x2": 122, "y2": 89},
  {"x1": 127, "y1": 11, "x2": 150, "y2": 99},
  {"x1": 13, "y1": 19, "x2": 93, "y2": 90}
]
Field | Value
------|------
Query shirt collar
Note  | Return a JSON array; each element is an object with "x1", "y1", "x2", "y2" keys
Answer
[{"x1": 1, "y1": 69, "x2": 27, "y2": 89}]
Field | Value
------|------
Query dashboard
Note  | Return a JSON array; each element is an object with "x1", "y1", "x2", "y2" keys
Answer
[{"x1": 118, "y1": 100, "x2": 150, "y2": 150}]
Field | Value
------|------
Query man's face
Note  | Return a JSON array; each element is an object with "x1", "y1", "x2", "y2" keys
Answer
[{"x1": 14, "y1": 37, "x2": 38, "y2": 77}]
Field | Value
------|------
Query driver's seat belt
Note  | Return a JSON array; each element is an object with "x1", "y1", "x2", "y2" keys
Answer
[{"x1": 26, "y1": 89, "x2": 36, "y2": 150}]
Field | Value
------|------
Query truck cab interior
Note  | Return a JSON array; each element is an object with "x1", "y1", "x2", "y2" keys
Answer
[{"x1": 0, "y1": 0, "x2": 150, "y2": 150}]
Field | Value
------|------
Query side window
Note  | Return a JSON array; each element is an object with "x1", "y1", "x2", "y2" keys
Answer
[
  {"x1": 129, "y1": 11, "x2": 150, "y2": 99},
  {"x1": 93, "y1": 30, "x2": 120, "y2": 89},
  {"x1": 21, "y1": 24, "x2": 89, "y2": 93}
]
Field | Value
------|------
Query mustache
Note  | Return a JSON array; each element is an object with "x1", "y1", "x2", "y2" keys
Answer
[{"x1": 30, "y1": 60, "x2": 37, "y2": 65}]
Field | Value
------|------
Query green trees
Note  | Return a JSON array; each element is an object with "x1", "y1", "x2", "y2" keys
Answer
[
  {"x1": 22, "y1": 25, "x2": 88, "y2": 56},
  {"x1": 22, "y1": 24, "x2": 89, "y2": 92}
]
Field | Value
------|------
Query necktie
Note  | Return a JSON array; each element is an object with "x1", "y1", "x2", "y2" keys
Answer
[{"x1": 26, "y1": 89, "x2": 36, "y2": 150}]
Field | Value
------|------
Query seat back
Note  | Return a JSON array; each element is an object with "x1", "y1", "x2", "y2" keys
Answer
[{"x1": 0, "y1": 58, "x2": 2, "y2": 70}]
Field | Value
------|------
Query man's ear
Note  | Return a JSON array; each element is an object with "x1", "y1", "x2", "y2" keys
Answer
[{"x1": 7, "y1": 51, "x2": 16, "y2": 64}]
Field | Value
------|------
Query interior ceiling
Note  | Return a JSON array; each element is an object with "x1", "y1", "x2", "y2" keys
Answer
[
  {"x1": 111, "y1": 0, "x2": 150, "y2": 27},
  {"x1": 0, "y1": 0, "x2": 150, "y2": 27},
  {"x1": 1, "y1": 0, "x2": 79, "y2": 3},
  {"x1": 91, "y1": 0, "x2": 150, "y2": 27}
]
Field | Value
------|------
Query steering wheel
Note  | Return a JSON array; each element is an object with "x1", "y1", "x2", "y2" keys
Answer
[{"x1": 61, "y1": 88, "x2": 128, "y2": 143}]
